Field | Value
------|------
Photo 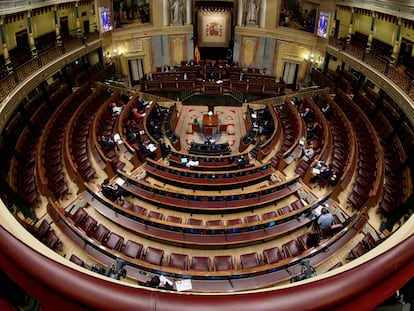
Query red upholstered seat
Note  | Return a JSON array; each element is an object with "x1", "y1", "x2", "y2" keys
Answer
[
  {"x1": 240, "y1": 252, "x2": 260, "y2": 269},
  {"x1": 104, "y1": 232, "x2": 124, "y2": 251},
  {"x1": 186, "y1": 218, "x2": 203, "y2": 225},
  {"x1": 204, "y1": 127, "x2": 213, "y2": 136},
  {"x1": 291, "y1": 199, "x2": 304, "y2": 210},
  {"x1": 192, "y1": 123, "x2": 200, "y2": 132},
  {"x1": 35, "y1": 219, "x2": 51, "y2": 239},
  {"x1": 206, "y1": 219, "x2": 223, "y2": 226},
  {"x1": 297, "y1": 232, "x2": 311, "y2": 251},
  {"x1": 71, "y1": 208, "x2": 87, "y2": 226},
  {"x1": 149, "y1": 211, "x2": 164, "y2": 220},
  {"x1": 166, "y1": 215, "x2": 182, "y2": 223},
  {"x1": 79, "y1": 216, "x2": 97, "y2": 235},
  {"x1": 190, "y1": 256, "x2": 211, "y2": 271},
  {"x1": 69, "y1": 254, "x2": 91, "y2": 269},
  {"x1": 277, "y1": 205, "x2": 291, "y2": 216},
  {"x1": 227, "y1": 218, "x2": 242, "y2": 226},
  {"x1": 69, "y1": 254, "x2": 84, "y2": 266},
  {"x1": 135, "y1": 205, "x2": 148, "y2": 216},
  {"x1": 213, "y1": 255, "x2": 234, "y2": 271},
  {"x1": 143, "y1": 247, "x2": 164, "y2": 265},
  {"x1": 362, "y1": 232, "x2": 377, "y2": 250},
  {"x1": 327, "y1": 262, "x2": 343, "y2": 271},
  {"x1": 349, "y1": 242, "x2": 368, "y2": 259},
  {"x1": 244, "y1": 215, "x2": 260, "y2": 224},
  {"x1": 43, "y1": 230, "x2": 60, "y2": 250},
  {"x1": 282, "y1": 239, "x2": 303, "y2": 258},
  {"x1": 262, "y1": 211, "x2": 276, "y2": 220},
  {"x1": 168, "y1": 253, "x2": 189, "y2": 270},
  {"x1": 91, "y1": 224, "x2": 110, "y2": 242},
  {"x1": 123, "y1": 240, "x2": 143, "y2": 259},
  {"x1": 263, "y1": 246, "x2": 282, "y2": 264}
]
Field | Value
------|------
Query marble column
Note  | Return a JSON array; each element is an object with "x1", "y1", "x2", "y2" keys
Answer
[
  {"x1": 186, "y1": 0, "x2": 192, "y2": 25},
  {"x1": 391, "y1": 17, "x2": 401, "y2": 65},
  {"x1": 54, "y1": 6, "x2": 62, "y2": 46},
  {"x1": 163, "y1": 0, "x2": 169, "y2": 26},
  {"x1": 330, "y1": 8, "x2": 337, "y2": 38},
  {"x1": 366, "y1": 11, "x2": 375, "y2": 53},
  {"x1": 259, "y1": 0, "x2": 266, "y2": 28},
  {"x1": 91, "y1": 3, "x2": 97, "y2": 32},
  {"x1": 346, "y1": 8, "x2": 354, "y2": 45},
  {"x1": 0, "y1": 16, "x2": 12, "y2": 72},
  {"x1": 27, "y1": 11, "x2": 38, "y2": 58},
  {"x1": 237, "y1": 0, "x2": 243, "y2": 26},
  {"x1": 76, "y1": 2, "x2": 82, "y2": 36}
]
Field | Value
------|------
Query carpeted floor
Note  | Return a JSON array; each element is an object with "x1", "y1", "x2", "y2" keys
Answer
[{"x1": 175, "y1": 105, "x2": 245, "y2": 154}]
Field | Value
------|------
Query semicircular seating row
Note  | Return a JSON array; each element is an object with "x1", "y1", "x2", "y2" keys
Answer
[{"x1": 5, "y1": 68, "x2": 408, "y2": 290}]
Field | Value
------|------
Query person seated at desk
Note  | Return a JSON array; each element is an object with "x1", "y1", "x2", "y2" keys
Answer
[
  {"x1": 307, "y1": 122, "x2": 322, "y2": 140},
  {"x1": 143, "y1": 140, "x2": 157, "y2": 159},
  {"x1": 131, "y1": 108, "x2": 145, "y2": 120},
  {"x1": 134, "y1": 140, "x2": 149, "y2": 161},
  {"x1": 125, "y1": 126, "x2": 140, "y2": 143},
  {"x1": 204, "y1": 136, "x2": 216, "y2": 144},
  {"x1": 100, "y1": 135, "x2": 116, "y2": 149},
  {"x1": 238, "y1": 155, "x2": 249, "y2": 169},
  {"x1": 322, "y1": 102, "x2": 333, "y2": 118},
  {"x1": 143, "y1": 275, "x2": 173, "y2": 290},
  {"x1": 111, "y1": 102, "x2": 123, "y2": 116},
  {"x1": 299, "y1": 143, "x2": 315, "y2": 162},
  {"x1": 192, "y1": 117, "x2": 200, "y2": 126},
  {"x1": 317, "y1": 207, "x2": 334, "y2": 230},
  {"x1": 301, "y1": 107, "x2": 314, "y2": 123},
  {"x1": 136, "y1": 96, "x2": 151, "y2": 111},
  {"x1": 101, "y1": 178, "x2": 124, "y2": 202},
  {"x1": 310, "y1": 163, "x2": 332, "y2": 184}
]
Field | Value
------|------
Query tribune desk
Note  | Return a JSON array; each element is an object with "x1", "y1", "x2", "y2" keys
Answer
[{"x1": 202, "y1": 113, "x2": 219, "y2": 135}]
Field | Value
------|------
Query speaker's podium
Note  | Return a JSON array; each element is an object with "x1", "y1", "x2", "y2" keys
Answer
[{"x1": 202, "y1": 113, "x2": 218, "y2": 135}]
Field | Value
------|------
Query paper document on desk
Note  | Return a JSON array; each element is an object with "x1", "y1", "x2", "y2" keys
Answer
[
  {"x1": 312, "y1": 205, "x2": 323, "y2": 217},
  {"x1": 147, "y1": 144, "x2": 157, "y2": 152},
  {"x1": 115, "y1": 177, "x2": 125, "y2": 186},
  {"x1": 113, "y1": 133, "x2": 121, "y2": 143},
  {"x1": 311, "y1": 168, "x2": 320, "y2": 175},
  {"x1": 175, "y1": 279, "x2": 192, "y2": 292}
]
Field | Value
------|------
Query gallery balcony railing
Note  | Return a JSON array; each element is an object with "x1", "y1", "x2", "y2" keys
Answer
[
  {"x1": 0, "y1": 31, "x2": 100, "y2": 105},
  {"x1": 328, "y1": 37, "x2": 414, "y2": 100}
]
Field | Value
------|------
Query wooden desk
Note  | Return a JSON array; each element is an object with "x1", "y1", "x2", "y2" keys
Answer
[{"x1": 202, "y1": 113, "x2": 218, "y2": 135}]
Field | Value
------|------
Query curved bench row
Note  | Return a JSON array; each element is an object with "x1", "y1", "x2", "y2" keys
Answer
[
  {"x1": 82, "y1": 186, "x2": 334, "y2": 247},
  {"x1": 47, "y1": 200, "x2": 366, "y2": 292},
  {"x1": 316, "y1": 92, "x2": 357, "y2": 190},
  {"x1": 335, "y1": 89, "x2": 385, "y2": 210},
  {"x1": 168, "y1": 151, "x2": 246, "y2": 170},
  {"x1": 117, "y1": 171, "x2": 302, "y2": 213},
  {"x1": 276, "y1": 99, "x2": 307, "y2": 169},
  {"x1": 144, "y1": 158, "x2": 272, "y2": 189},
  {"x1": 36, "y1": 83, "x2": 93, "y2": 201}
]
